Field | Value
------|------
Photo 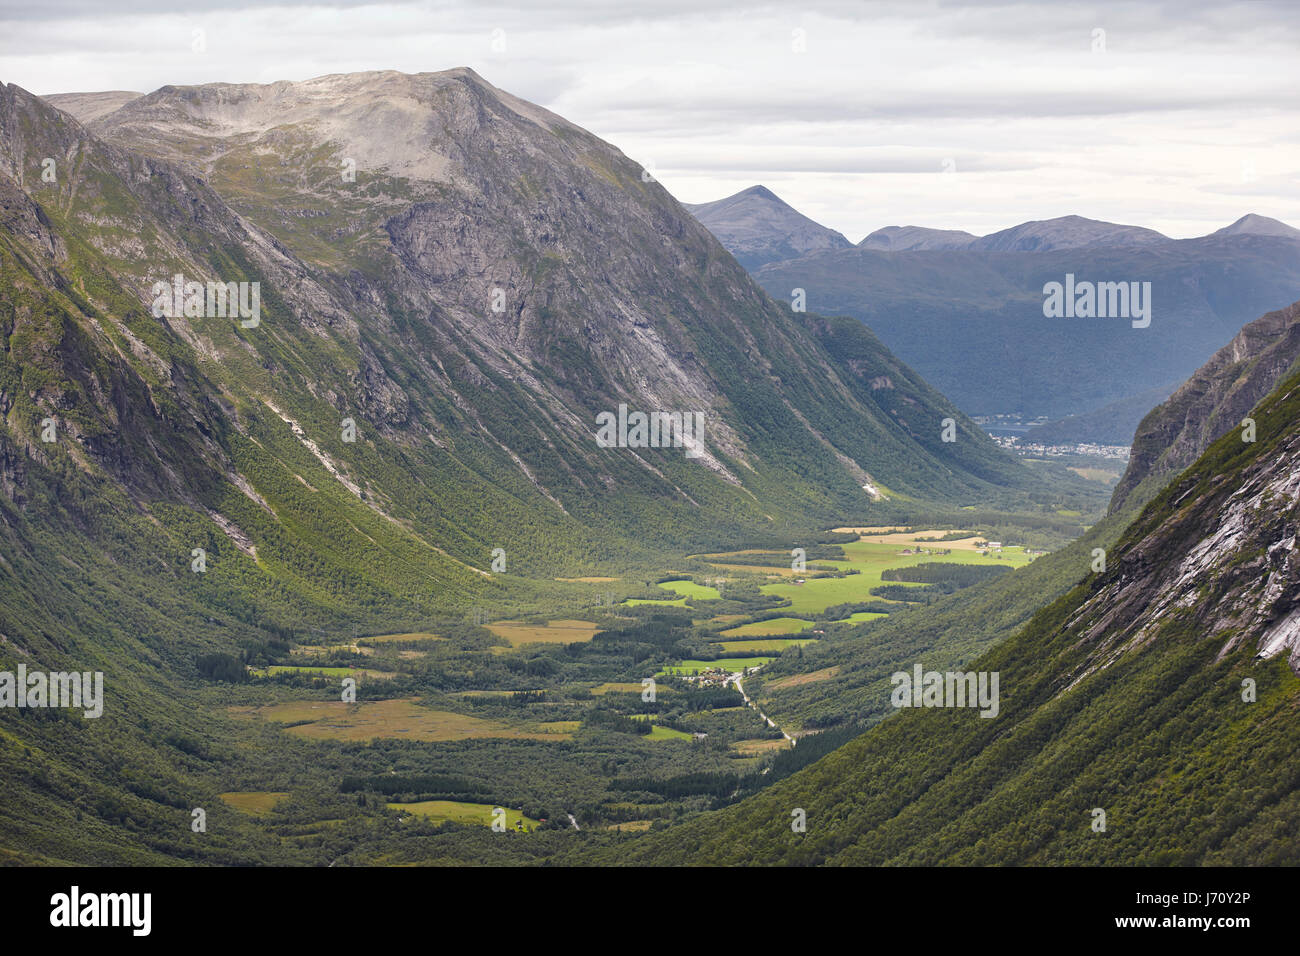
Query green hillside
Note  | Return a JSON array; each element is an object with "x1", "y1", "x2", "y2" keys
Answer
[{"x1": 579, "y1": 364, "x2": 1300, "y2": 865}]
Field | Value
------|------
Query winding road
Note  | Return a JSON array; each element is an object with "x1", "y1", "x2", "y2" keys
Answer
[{"x1": 732, "y1": 669, "x2": 795, "y2": 746}]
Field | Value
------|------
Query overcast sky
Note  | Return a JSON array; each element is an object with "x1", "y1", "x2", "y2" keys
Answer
[{"x1": 1, "y1": 0, "x2": 1296, "y2": 240}]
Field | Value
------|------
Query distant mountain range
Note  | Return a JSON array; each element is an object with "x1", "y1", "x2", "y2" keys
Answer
[
  {"x1": 686, "y1": 186, "x2": 1300, "y2": 436},
  {"x1": 862, "y1": 214, "x2": 1174, "y2": 253},
  {"x1": 689, "y1": 184, "x2": 1300, "y2": 254}
]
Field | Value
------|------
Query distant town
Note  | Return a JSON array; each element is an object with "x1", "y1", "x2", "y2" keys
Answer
[{"x1": 989, "y1": 434, "x2": 1131, "y2": 460}]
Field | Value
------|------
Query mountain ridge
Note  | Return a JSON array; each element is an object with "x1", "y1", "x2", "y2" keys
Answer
[{"x1": 683, "y1": 184, "x2": 853, "y2": 269}]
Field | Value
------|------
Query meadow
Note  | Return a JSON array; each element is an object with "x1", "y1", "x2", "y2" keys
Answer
[{"x1": 387, "y1": 800, "x2": 540, "y2": 832}]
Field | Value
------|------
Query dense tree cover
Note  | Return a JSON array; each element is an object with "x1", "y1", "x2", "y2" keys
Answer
[
  {"x1": 195, "y1": 653, "x2": 249, "y2": 683},
  {"x1": 880, "y1": 562, "x2": 1012, "y2": 588}
]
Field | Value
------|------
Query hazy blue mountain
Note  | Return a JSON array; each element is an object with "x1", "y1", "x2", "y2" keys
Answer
[
  {"x1": 859, "y1": 225, "x2": 977, "y2": 251},
  {"x1": 1022, "y1": 382, "x2": 1179, "y2": 446},
  {"x1": 968, "y1": 214, "x2": 1170, "y2": 252},
  {"x1": 1210, "y1": 213, "x2": 1300, "y2": 240},
  {"x1": 683, "y1": 185, "x2": 852, "y2": 269},
  {"x1": 751, "y1": 234, "x2": 1300, "y2": 422}
]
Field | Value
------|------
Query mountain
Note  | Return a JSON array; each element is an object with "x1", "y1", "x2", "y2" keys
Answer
[
  {"x1": 1211, "y1": 213, "x2": 1300, "y2": 240},
  {"x1": 750, "y1": 235, "x2": 1300, "y2": 423},
  {"x1": 968, "y1": 214, "x2": 1169, "y2": 252},
  {"x1": 1021, "y1": 382, "x2": 1178, "y2": 446},
  {"x1": 858, "y1": 225, "x2": 976, "y2": 252},
  {"x1": 683, "y1": 185, "x2": 852, "y2": 269},
  {"x1": 588, "y1": 357, "x2": 1300, "y2": 865},
  {"x1": 1110, "y1": 299, "x2": 1300, "y2": 512},
  {"x1": 41, "y1": 91, "x2": 141, "y2": 124},
  {"x1": 0, "y1": 71, "x2": 1047, "y2": 862},
  {"x1": 17, "y1": 69, "x2": 1032, "y2": 547}
]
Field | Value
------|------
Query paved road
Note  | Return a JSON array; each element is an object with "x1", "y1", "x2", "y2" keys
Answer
[{"x1": 733, "y1": 670, "x2": 795, "y2": 746}]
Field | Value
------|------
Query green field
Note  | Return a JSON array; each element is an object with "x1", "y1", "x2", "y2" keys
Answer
[
  {"x1": 218, "y1": 791, "x2": 289, "y2": 816},
  {"x1": 717, "y1": 638, "x2": 817, "y2": 653},
  {"x1": 831, "y1": 611, "x2": 888, "y2": 624},
  {"x1": 387, "y1": 800, "x2": 540, "y2": 832},
  {"x1": 720, "y1": 617, "x2": 815, "y2": 637},
  {"x1": 646, "y1": 724, "x2": 693, "y2": 741},
  {"x1": 629, "y1": 714, "x2": 695, "y2": 741},
  {"x1": 624, "y1": 579, "x2": 720, "y2": 607},
  {"x1": 756, "y1": 532, "x2": 1034, "y2": 615},
  {"x1": 486, "y1": 619, "x2": 601, "y2": 649},
  {"x1": 658, "y1": 579, "x2": 721, "y2": 600},
  {"x1": 255, "y1": 665, "x2": 396, "y2": 679}
]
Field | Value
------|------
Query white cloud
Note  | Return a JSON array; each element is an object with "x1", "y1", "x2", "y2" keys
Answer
[{"x1": 1, "y1": 0, "x2": 1297, "y2": 239}]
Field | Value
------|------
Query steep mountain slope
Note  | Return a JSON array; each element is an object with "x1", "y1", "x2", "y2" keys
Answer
[
  {"x1": 590, "y1": 361, "x2": 1300, "y2": 865},
  {"x1": 750, "y1": 235, "x2": 1300, "y2": 422},
  {"x1": 11, "y1": 70, "x2": 1034, "y2": 565},
  {"x1": 683, "y1": 185, "x2": 852, "y2": 269},
  {"x1": 1111, "y1": 299, "x2": 1300, "y2": 512}
]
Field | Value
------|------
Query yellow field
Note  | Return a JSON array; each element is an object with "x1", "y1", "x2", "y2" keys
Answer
[
  {"x1": 359, "y1": 632, "x2": 444, "y2": 644},
  {"x1": 486, "y1": 619, "x2": 601, "y2": 650},
  {"x1": 730, "y1": 738, "x2": 792, "y2": 756},
  {"x1": 830, "y1": 528, "x2": 981, "y2": 549},
  {"x1": 236, "y1": 698, "x2": 575, "y2": 742},
  {"x1": 218, "y1": 791, "x2": 289, "y2": 815},
  {"x1": 765, "y1": 666, "x2": 840, "y2": 689},
  {"x1": 291, "y1": 644, "x2": 374, "y2": 657},
  {"x1": 590, "y1": 682, "x2": 656, "y2": 695},
  {"x1": 706, "y1": 562, "x2": 802, "y2": 577}
]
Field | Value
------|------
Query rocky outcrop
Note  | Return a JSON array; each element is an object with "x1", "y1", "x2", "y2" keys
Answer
[{"x1": 1111, "y1": 299, "x2": 1300, "y2": 513}]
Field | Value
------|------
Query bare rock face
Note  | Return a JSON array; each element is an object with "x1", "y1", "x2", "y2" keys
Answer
[
  {"x1": 1111, "y1": 299, "x2": 1300, "y2": 513},
  {"x1": 1065, "y1": 384, "x2": 1300, "y2": 680}
]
